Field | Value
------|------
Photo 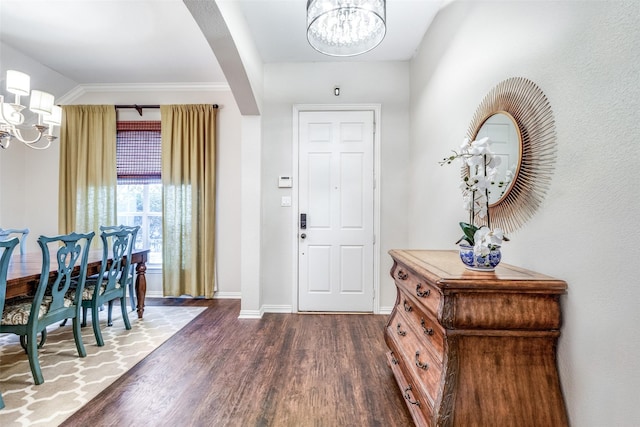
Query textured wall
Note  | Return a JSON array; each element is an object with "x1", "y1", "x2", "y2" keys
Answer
[{"x1": 409, "y1": 1, "x2": 640, "y2": 425}]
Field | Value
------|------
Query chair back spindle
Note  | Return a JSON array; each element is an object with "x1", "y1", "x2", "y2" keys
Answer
[{"x1": 0, "y1": 228, "x2": 29, "y2": 254}]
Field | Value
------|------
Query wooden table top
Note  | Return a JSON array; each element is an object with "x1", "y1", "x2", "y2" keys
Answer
[{"x1": 6, "y1": 248, "x2": 149, "y2": 299}]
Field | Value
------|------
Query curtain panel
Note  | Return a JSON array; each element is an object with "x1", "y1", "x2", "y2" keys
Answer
[
  {"x1": 161, "y1": 105, "x2": 217, "y2": 298},
  {"x1": 58, "y1": 105, "x2": 117, "y2": 237}
]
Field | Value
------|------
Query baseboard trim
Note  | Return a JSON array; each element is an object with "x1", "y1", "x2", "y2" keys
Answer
[
  {"x1": 238, "y1": 305, "x2": 293, "y2": 318},
  {"x1": 145, "y1": 292, "x2": 390, "y2": 316},
  {"x1": 379, "y1": 306, "x2": 393, "y2": 315},
  {"x1": 146, "y1": 291, "x2": 164, "y2": 298},
  {"x1": 238, "y1": 308, "x2": 264, "y2": 319},
  {"x1": 144, "y1": 291, "x2": 242, "y2": 299},
  {"x1": 214, "y1": 291, "x2": 242, "y2": 299},
  {"x1": 262, "y1": 305, "x2": 293, "y2": 313}
]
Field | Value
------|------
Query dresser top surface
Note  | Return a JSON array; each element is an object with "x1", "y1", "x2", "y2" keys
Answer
[{"x1": 389, "y1": 249, "x2": 567, "y2": 292}]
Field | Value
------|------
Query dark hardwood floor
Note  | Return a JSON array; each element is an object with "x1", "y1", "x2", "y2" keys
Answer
[{"x1": 61, "y1": 298, "x2": 414, "y2": 427}]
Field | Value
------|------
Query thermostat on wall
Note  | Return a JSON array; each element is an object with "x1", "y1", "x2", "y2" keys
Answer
[{"x1": 278, "y1": 176, "x2": 292, "y2": 188}]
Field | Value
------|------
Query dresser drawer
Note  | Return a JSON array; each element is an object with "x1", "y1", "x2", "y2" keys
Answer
[
  {"x1": 387, "y1": 309, "x2": 443, "y2": 409},
  {"x1": 386, "y1": 351, "x2": 430, "y2": 426},
  {"x1": 393, "y1": 265, "x2": 441, "y2": 318},
  {"x1": 396, "y1": 292, "x2": 445, "y2": 359}
]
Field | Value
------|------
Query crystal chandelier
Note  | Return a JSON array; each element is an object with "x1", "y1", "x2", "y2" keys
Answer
[
  {"x1": 307, "y1": 0, "x2": 386, "y2": 57},
  {"x1": 0, "y1": 70, "x2": 62, "y2": 150}
]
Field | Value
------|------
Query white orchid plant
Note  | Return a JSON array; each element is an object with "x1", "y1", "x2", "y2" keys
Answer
[{"x1": 440, "y1": 136, "x2": 509, "y2": 257}]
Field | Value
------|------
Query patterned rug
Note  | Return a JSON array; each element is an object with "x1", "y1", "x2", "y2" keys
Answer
[{"x1": 0, "y1": 305, "x2": 206, "y2": 426}]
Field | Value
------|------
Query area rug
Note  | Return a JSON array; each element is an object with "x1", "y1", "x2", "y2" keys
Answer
[{"x1": 0, "y1": 305, "x2": 206, "y2": 426}]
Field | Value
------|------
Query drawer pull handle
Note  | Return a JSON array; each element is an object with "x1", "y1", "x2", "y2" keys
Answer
[
  {"x1": 397, "y1": 270, "x2": 409, "y2": 280},
  {"x1": 421, "y1": 318, "x2": 434, "y2": 336},
  {"x1": 415, "y1": 351, "x2": 429, "y2": 370},
  {"x1": 403, "y1": 299, "x2": 412, "y2": 312},
  {"x1": 416, "y1": 283, "x2": 431, "y2": 298},
  {"x1": 396, "y1": 323, "x2": 407, "y2": 336},
  {"x1": 403, "y1": 385, "x2": 420, "y2": 406}
]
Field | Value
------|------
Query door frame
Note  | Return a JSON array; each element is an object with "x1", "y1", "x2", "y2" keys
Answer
[{"x1": 291, "y1": 104, "x2": 381, "y2": 313}]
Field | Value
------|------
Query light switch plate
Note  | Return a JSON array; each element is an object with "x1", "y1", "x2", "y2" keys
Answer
[{"x1": 281, "y1": 196, "x2": 292, "y2": 207}]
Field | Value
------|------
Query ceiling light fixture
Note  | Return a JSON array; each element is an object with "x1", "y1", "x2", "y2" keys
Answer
[
  {"x1": 307, "y1": 0, "x2": 386, "y2": 57},
  {"x1": 0, "y1": 70, "x2": 62, "y2": 150}
]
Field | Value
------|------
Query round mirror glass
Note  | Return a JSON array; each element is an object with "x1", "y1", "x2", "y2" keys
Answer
[{"x1": 475, "y1": 112, "x2": 522, "y2": 206}]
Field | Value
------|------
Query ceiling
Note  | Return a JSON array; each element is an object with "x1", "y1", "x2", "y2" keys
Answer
[{"x1": 0, "y1": 0, "x2": 443, "y2": 88}]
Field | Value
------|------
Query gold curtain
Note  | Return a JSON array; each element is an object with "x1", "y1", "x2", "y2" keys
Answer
[
  {"x1": 161, "y1": 105, "x2": 217, "y2": 298},
  {"x1": 58, "y1": 105, "x2": 117, "y2": 236}
]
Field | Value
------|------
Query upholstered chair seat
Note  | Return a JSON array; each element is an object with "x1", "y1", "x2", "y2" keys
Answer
[
  {"x1": 68, "y1": 281, "x2": 121, "y2": 302},
  {"x1": 1, "y1": 295, "x2": 73, "y2": 326}
]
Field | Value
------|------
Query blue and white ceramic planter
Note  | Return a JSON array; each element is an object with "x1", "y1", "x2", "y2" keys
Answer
[{"x1": 459, "y1": 244, "x2": 501, "y2": 271}]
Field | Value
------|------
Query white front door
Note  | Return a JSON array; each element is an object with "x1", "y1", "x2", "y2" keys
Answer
[{"x1": 298, "y1": 110, "x2": 374, "y2": 312}]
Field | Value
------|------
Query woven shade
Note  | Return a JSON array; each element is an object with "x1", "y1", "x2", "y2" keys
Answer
[{"x1": 116, "y1": 121, "x2": 161, "y2": 185}]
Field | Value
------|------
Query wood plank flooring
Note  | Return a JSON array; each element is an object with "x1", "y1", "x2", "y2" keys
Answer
[{"x1": 61, "y1": 298, "x2": 414, "y2": 427}]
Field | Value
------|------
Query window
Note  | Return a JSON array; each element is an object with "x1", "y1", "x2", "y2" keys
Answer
[{"x1": 116, "y1": 121, "x2": 162, "y2": 264}]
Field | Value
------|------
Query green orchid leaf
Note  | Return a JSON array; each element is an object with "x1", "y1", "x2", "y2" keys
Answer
[{"x1": 458, "y1": 222, "x2": 478, "y2": 246}]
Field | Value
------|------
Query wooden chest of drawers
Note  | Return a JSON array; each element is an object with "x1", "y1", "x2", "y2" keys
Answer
[{"x1": 385, "y1": 250, "x2": 569, "y2": 426}]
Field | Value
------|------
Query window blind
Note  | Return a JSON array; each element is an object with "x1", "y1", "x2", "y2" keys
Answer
[{"x1": 116, "y1": 121, "x2": 161, "y2": 184}]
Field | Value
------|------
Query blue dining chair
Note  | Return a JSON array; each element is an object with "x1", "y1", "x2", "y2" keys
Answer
[
  {"x1": 0, "y1": 228, "x2": 29, "y2": 254},
  {"x1": 0, "y1": 231, "x2": 94, "y2": 385},
  {"x1": 74, "y1": 225, "x2": 139, "y2": 346},
  {"x1": 98, "y1": 224, "x2": 139, "y2": 313},
  {"x1": 0, "y1": 237, "x2": 20, "y2": 408}
]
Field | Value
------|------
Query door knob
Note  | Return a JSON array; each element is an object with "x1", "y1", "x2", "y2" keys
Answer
[{"x1": 300, "y1": 233, "x2": 307, "y2": 239}]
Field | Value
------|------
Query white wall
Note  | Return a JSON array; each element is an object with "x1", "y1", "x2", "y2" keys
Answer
[
  {"x1": 409, "y1": 1, "x2": 640, "y2": 425},
  {"x1": 260, "y1": 61, "x2": 411, "y2": 311},
  {"x1": 0, "y1": 133, "x2": 60, "y2": 244},
  {"x1": 0, "y1": 42, "x2": 77, "y2": 243}
]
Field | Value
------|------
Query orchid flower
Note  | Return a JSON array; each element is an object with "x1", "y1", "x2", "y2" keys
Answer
[
  {"x1": 487, "y1": 154, "x2": 501, "y2": 169},
  {"x1": 440, "y1": 136, "x2": 509, "y2": 251},
  {"x1": 462, "y1": 194, "x2": 473, "y2": 211},
  {"x1": 474, "y1": 194, "x2": 488, "y2": 218},
  {"x1": 473, "y1": 226, "x2": 504, "y2": 257},
  {"x1": 469, "y1": 136, "x2": 489, "y2": 154}
]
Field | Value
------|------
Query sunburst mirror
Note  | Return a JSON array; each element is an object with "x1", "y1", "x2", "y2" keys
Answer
[{"x1": 466, "y1": 77, "x2": 557, "y2": 234}]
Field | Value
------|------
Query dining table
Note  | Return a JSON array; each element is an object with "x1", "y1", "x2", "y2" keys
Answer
[{"x1": 5, "y1": 248, "x2": 150, "y2": 319}]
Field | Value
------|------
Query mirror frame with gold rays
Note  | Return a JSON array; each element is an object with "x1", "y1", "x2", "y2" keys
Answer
[{"x1": 466, "y1": 77, "x2": 557, "y2": 234}]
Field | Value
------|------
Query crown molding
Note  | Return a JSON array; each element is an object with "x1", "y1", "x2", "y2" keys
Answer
[{"x1": 57, "y1": 82, "x2": 231, "y2": 104}]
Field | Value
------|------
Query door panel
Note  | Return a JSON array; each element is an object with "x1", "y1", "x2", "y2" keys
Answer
[
  {"x1": 341, "y1": 246, "x2": 364, "y2": 293},
  {"x1": 308, "y1": 153, "x2": 332, "y2": 227},
  {"x1": 298, "y1": 110, "x2": 374, "y2": 312},
  {"x1": 340, "y1": 153, "x2": 364, "y2": 228}
]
